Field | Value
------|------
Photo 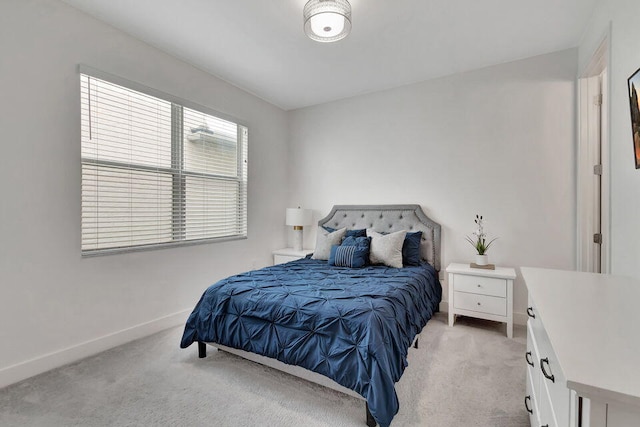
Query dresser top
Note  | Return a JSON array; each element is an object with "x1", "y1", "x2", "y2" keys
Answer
[
  {"x1": 522, "y1": 267, "x2": 640, "y2": 407},
  {"x1": 446, "y1": 263, "x2": 516, "y2": 279}
]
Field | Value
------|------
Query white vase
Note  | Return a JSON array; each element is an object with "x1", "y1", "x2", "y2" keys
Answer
[{"x1": 475, "y1": 254, "x2": 489, "y2": 266}]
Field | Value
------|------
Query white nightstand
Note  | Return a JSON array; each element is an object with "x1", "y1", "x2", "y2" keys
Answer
[
  {"x1": 272, "y1": 248, "x2": 313, "y2": 265},
  {"x1": 446, "y1": 262, "x2": 516, "y2": 338}
]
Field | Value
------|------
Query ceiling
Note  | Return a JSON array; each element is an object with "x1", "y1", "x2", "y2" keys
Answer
[{"x1": 61, "y1": 0, "x2": 598, "y2": 111}]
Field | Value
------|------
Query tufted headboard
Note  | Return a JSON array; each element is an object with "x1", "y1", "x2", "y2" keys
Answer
[{"x1": 318, "y1": 205, "x2": 442, "y2": 271}]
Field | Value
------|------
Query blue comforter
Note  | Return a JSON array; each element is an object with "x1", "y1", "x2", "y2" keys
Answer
[{"x1": 180, "y1": 258, "x2": 441, "y2": 427}]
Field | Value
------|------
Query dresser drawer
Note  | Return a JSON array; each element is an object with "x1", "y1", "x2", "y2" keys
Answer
[
  {"x1": 526, "y1": 368, "x2": 540, "y2": 427},
  {"x1": 539, "y1": 346, "x2": 570, "y2": 427},
  {"x1": 539, "y1": 383, "x2": 558, "y2": 427},
  {"x1": 453, "y1": 274, "x2": 507, "y2": 298},
  {"x1": 526, "y1": 322, "x2": 541, "y2": 398},
  {"x1": 453, "y1": 291, "x2": 506, "y2": 316},
  {"x1": 527, "y1": 295, "x2": 543, "y2": 336},
  {"x1": 532, "y1": 318, "x2": 570, "y2": 427}
]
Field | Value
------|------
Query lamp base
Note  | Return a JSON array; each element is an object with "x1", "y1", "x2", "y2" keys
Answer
[{"x1": 292, "y1": 229, "x2": 303, "y2": 252}]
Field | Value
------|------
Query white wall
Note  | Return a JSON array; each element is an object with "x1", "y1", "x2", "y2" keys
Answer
[
  {"x1": 0, "y1": 0, "x2": 288, "y2": 387},
  {"x1": 288, "y1": 49, "x2": 578, "y2": 320},
  {"x1": 579, "y1": 0, "x2": 640, "y2": 279}
]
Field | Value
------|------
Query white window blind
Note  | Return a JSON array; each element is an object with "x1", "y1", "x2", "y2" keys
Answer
[{"x1": 80, "y1": 71, "x2": 248, "y2": 255}]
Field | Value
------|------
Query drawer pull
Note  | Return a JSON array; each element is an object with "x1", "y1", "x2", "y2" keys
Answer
[
  {"x1": 540, "y1": 357, "x2": 555, "y2": 383},
  {"x1": 477, "y1": 302, "x2": 481, "y2": 306},
  {"x1": 527, "y1": 307, "x2": 535, "y2": 318},
  {"x1": 524, "y1": 395, "x2": 533, "y2": 414},
  {"x1": 541, "y1": 425, "x2": 549, "y2": 427},
  {"x1": 525, "y1": 351, "x2": 534, "y2": 367}
]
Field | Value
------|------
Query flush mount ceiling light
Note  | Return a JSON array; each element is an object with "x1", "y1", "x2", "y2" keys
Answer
[{"x1": 303, "y1": 0, "x2": 352, "y2": 43}]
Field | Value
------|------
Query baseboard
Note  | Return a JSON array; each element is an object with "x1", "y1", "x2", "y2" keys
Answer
[
  {"x1": 439, "y1": 301, "x2": 448, "y2": 313},
  {"x1": 1, "y1": 303, "x2": 528, "y2": 389},
  {"x1": 0, "y1": 309, "x2": 190, "y2": 389},
  {"x1": 513, "y1": 312, "x2": 528, "y2": 326},
  {"x1": 439, "y1": 301, "x2": 528, "y2": 326}
]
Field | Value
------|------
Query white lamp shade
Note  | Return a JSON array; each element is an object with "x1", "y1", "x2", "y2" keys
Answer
[
  {"x1": 309, "y1": 12, "x2": 345, "y2": 39},
  {"x1": 286, "y1": 208, "x2": 313, "y2": 226}
]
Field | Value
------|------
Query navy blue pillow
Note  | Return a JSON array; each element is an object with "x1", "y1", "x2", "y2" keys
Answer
[
  {"x1": 328, "y1": 236, "x2": 371, "y2": 268},
  {"x1": 341, "y1": 236, "x2": 370, "y2": 247},
  {"x1": 323, "y1": 226, "x2": 367, "y2": 238},
  {"x1": 328, "y1": 245, "x2": 370, "y2": 268},
  {"x1": 402, "y1": 231, "x2": 423, "y2": 266}
]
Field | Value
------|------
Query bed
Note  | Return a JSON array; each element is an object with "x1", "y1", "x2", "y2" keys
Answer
[{"x1": 180, "y1": 205, "x2": 442, "y2": 427}]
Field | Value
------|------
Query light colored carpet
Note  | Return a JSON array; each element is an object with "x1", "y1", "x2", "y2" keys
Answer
[{"x1": 0, "y1": 313, "x2": 529, "y2": 426}]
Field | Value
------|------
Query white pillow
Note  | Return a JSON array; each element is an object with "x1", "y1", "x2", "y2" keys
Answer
[
  {"x1": 367, "y1": 229, "x2": 407, "y2": 268},
  {"x1": 311, "y1": 227, "x2": 346, "y2": 260}
]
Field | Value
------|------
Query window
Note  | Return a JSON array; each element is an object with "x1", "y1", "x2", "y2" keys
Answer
[{"x1": 80, "y1": 69, "x2": 248, "y2": 255}]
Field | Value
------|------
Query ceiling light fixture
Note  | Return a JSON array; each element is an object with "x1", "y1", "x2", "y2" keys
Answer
[{"x1": 303, "y1": 0, "x2": 352, "y2": 43}]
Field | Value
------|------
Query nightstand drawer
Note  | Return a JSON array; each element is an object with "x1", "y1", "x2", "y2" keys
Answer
[
  {"x1": 272, "y1": 248, "x2": 313, "y2": 265},
  {"x1": 274, "y1": 254, "x2": 302, "y2": 265},
  {"x1": 453, "y1": 291, "x2": 506, "y2": 316},
  {"x1": 453, "y1": 274, "x2": 506, "y2": 298}
]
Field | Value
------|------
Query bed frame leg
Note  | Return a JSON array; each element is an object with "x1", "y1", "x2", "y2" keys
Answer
[
  {"x1": 198, "y1": 341, "x2": 207, "y2": 358},
  {"x1": 414, "y1": 337, "x2": 419, "y2": 349},
  {"x1": 366, "y1": 402, "x2": 376, "y2": 427}
]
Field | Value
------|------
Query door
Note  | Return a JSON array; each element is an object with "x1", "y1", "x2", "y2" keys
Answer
[{"x1": 578, "y1": 74, "x2": 602, "y2": 273}]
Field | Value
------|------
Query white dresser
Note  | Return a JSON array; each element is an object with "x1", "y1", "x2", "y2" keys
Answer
[
  {"x1": 522, "y1": 267, "x2": 640, "y2": 427},
  {"x1": 446, "y1": 263, "x2": 516, "y2": 338}
]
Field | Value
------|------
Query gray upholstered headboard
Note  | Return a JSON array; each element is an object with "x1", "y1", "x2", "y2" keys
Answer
[{"x1": 318, "y1": 205, "x2": 442, "y2": 271}]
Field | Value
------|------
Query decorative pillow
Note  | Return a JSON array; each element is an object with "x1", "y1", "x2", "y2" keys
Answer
[
  {"x1": 402, "y1": 231, "x2": 423, "y2": 266},
  {"x1": 367, "y1": 229, "x2": 407, "y2": 268},
  {"x1": 311, "y1": 227, "x2": 346, "y2": 260},
  {"x1": 341, "y1": 235, "x2": 371, "y2": 247},
  {"x1": 328, "y1": 238, "x2": 371, "y2": 268},
  {"x1": 323, "y1": 226, "x2": 367, "y2": 238}
]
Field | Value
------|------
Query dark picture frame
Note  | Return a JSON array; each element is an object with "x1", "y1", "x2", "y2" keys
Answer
[{"x1": 628, "y1": 67, "x2": 640, "y2": 169}]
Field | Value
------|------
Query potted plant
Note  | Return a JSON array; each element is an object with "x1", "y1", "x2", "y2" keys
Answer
[{"x1": 465, "y1": 214, "x2": 498, "y2": 266}]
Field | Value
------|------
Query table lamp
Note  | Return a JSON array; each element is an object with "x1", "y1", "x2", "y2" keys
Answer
[{"x1": 286, "y1": 207, "x2": 313, "y2": 251}]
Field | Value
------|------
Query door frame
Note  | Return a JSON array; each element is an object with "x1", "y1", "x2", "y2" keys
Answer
[{"x1": 577, "y1": 33, "x2": 610, "y2": 273}]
